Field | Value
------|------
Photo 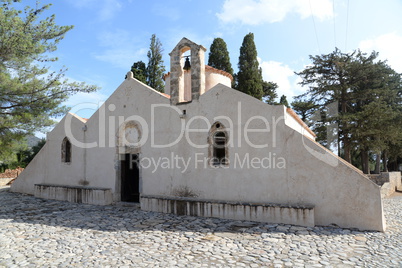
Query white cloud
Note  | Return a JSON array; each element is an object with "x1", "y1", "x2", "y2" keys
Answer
[
  {"x1": 97, "y1": 29, "x2": 131, "y2": 47},
  {"x1": 65, "y1": 0, "x2": 96, "y2": 8},
  {"x1": 63, "y1": 91, "x2": 109, "y2": 119},
  {"x1": 217, "y1": 0, "x2": 333, "y2": 25},
  {"x1": 59, "y1": 75, "x2": 108, "y2": 118},
  {"x1": 63, "y1": 91, "x2": 108, "y2": 108},
  {"x1": 359, "y1": 33, "x2": 402, "y2": 73},
  {"x1": 94, "y1": 48, "x2": 147, "y2": 69},
  {"x1": 34, "y1": 90, "x2": 107, "y2": 138},
  {"x1": 66, "y1": 0, "x2": 122, "y2": 21},
  {"x1": 164, "y1": 28, "x2": 208, "y2": 54},
  {"x1": 94, "y1": 30, "x2": 148, "y2": 69},
  {"x1": 99, "y1": 0, "x2": 122, "y2": 21},
  {"x1": 260, "y1": 60, "x2": 303, "y2": 100}
]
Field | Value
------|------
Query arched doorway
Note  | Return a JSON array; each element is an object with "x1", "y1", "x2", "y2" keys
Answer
[
  {"x1": 116, "y1": 121, "x2": 142, "y2": 202},
  {"x1": 120, "y1": 153, "x2": 139, "y2": 202}
]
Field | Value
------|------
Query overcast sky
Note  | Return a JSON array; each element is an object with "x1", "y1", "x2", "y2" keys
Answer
[{"x1": 34, "y1": 0, "x2": 402, "y2": 118}]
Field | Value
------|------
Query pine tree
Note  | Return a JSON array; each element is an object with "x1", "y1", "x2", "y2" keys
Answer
[
  {"x1": 347, "y1": 58, "x2": 402, "y2": 173},
  {"x1": 236, "y1": 33, "x2": 264, "y2": 100},
  {"x1": 0, "y1": 1, "x2": 98, "y2": 153},
  {"x1": 291, "y1": 99, "x2": 315, "y2": 122},
  {"x1": 296, "y1": 48, "x2": 356, "y2": 162},
  {"x1": 146, "y1": 34, "x2": 166, "y2": 92},
  {"x1": 208, "y1": 38, "x2": 234, "y2": 77},
  {"x1": 296, "y1": 48, "x2": 402, "y2": 173}
]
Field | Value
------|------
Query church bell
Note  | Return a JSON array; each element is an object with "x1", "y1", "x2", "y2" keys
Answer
[{"x1": 183, "y1": 56, "x2": 191, "y2": 71}]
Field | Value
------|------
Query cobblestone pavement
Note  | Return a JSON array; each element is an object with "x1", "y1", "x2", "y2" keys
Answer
[{"x1": 0, "y1": 187, "x2": 401, "y2": 268}]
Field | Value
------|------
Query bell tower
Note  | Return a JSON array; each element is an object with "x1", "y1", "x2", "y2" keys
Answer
[{"x1": 169, "y1": 38, "x2": 206, "y2": 105}]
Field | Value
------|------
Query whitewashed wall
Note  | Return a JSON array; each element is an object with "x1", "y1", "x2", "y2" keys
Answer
[{"x1": 12, "y1": 78, "x2": 385, "y2": 231}]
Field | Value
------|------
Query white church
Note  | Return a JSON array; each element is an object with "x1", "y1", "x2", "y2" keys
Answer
[{"x1": 11, "y1": 38, "x2": 385, "y2": 231}]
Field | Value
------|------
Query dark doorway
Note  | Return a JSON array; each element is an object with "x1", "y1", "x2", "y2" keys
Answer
[
  {"x1": 213, "y1": 131, "x2": 227, "y2": 166},
  {"x1": 120, "y1": 153, "x2": 140, "y2": 202}
]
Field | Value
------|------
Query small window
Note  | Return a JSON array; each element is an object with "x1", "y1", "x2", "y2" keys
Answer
[
  {"x1": 61, "y1": 137, "x2": 71, "y2": 163},
  {"x1": 213, "y1": 131, "x2": 227, "y2": 166}
]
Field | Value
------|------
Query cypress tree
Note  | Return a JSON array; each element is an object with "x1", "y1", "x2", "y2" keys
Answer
[
  {"x1": 279, "y1": 95, "x2": 289, "y2": 107},
  {"x1": 236, "y1": 33, "x2": 264, "y2": 100},
  {"x1": 146, "y1": 34, "x2": 166, "y2": 92},
  {"x1": 208, "y1": 38, "x2": 234, "y2": 77}
]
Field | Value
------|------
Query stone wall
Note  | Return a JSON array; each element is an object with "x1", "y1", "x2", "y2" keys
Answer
[
  {"x1": 169, "y1": 38, "x2": 206, "y2": 105},
  {"x1": 368, "y1": 172, "x2": 401, "y2": 197}
]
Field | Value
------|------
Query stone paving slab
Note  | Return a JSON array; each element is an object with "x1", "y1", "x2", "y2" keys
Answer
[{"x1": 0, "y1": 186, "x2": 401, "y2": 267}]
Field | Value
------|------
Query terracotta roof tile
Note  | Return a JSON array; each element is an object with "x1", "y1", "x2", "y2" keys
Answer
[
  {"x1": 163, "y1": 65, "x2": 234, "y2": 82},
  {"x1": 69, "y1": 113, "x2": 88, "y2": 123},
  {"x1": 161, "y1": 92, "x2": 170, "y2": 98},
  {"x1": 163, "y1": 72, "x2": 170, "y2": 81},
  {"x1": 205, "y1": 65, "x2": 234, "y2": 81}
]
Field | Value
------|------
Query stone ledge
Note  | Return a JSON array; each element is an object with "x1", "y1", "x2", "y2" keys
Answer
[
  {"x1": 368, "y1": 172, "x2": 402, "y2": 198},
  {"x1": 141, "y1": 195, "x2": 314, "y2": 209},
  {"x1": 35, "y1": 183, "x2": 111, "y2": 191},
  {"x1": 34, "y1": 184, "x2": 112, "y2": 205},
  {"x1": 141, "y1": 195, "x2": 315, "y2": 227}
]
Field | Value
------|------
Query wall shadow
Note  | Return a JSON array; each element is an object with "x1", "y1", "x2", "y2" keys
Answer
[{"x1": 0, "y1": 188, "x2": 370, "y2": 237}]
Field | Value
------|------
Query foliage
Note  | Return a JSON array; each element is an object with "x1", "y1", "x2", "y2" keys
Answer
[
  {"x1": 172, "y1": 185, "x2": 198, "y2": 198},
  {"x1": 129, "y1": 61, "x2": 147, "y2": 83},
  {"x1": 0, "y1": 137, "x2": 28, "y2": 168},
  {"x1": 279, "y1": 95, "x2": 289, "y2": 108},
  {"x1": 22, "y1": 138, "x2": 46, "y2": 165},
  {"x1": 296, "y1": 49, "x2": 360, "y2": 162},
  {"x1": 290, "y1": 98, "x2": 331, "y2": 145},
  {"x1": 0, "y1": 136, "x2": 45, "y2": 170},
  {"x1": 236, "y1": 33, "x2": 264, "y2": 100},
  {"x1": 0, "y1": 1, "x2": 98, "y2": 150},
  {"x1": 262, "y1": 81, "x2": 278, "y2": 104},
  {"x1": 208, "y1": 38, "x2": 234, "y2": 77},
  {"x1": 146, "y1": 34, "x2": 166, "y2": 92},
  {"x1": 296, "y1": 48, "x2": 402, "y2": 173},
  {"x1": 291, "y1": 99, "x2": 315, "y2": 122}
]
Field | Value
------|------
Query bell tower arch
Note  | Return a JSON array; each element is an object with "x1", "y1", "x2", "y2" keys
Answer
[{"x1": 169, "y1": 38, "x2": 206, "y2": 105}]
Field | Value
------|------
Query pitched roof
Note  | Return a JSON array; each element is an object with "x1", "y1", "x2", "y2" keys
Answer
[
  {"x1": 161, "y1": 92, "x2": 170, "y2": 98},
  {"x1": 286, "y1": 107, "x2": 316, "y2": 138},
  {"x1": 205, "y1": 65, "x2": 234, "y2": 81},
  {"x1": 69, "y1": 113, "x2": 88, "y2": 123}
]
